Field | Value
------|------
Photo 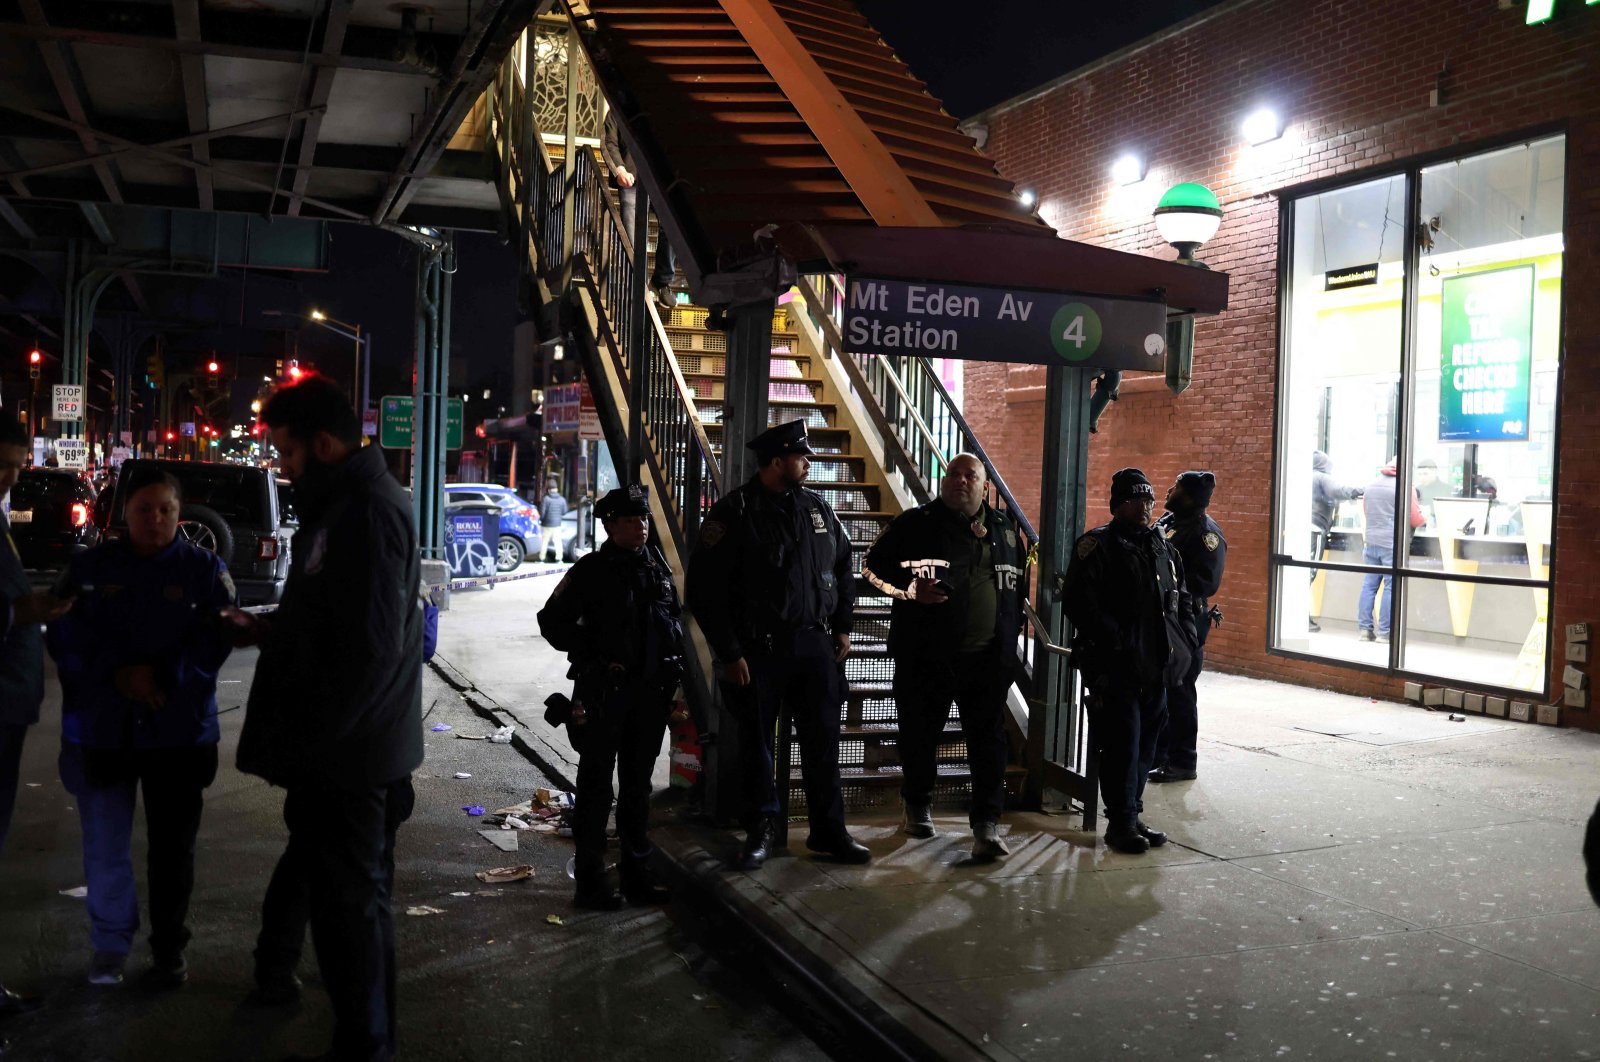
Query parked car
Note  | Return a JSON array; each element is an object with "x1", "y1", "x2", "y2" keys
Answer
[
  {"x1": 104, "y1": 459, "x2": 293, "y2": 605},
  {"x1": 443, "y1": 483, "x2": 548, "y2": 572},
  {"x1": 7, "y1": 469, "x2": 101, "y2": 584}
]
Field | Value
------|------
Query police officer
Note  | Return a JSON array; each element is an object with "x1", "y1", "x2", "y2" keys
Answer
[
  {"x1": 46, "y1": 467, "x2": 234, "y2": 987},
  {"x1": 1065, "y1": 468, "x2": 1195, "y2": 854},
  {"x1": 1151, "y1": 471, "x2": 1226, "y2": 783},
  {"x1": 862, "y1": 454, "x2": 1025, "y2": 862},
  {"x1": 687, "y1": 419, "x2": 870, "y2": 869},
  {"x1": 538, "y1": 484, "x2": 683, "y2": 910}
]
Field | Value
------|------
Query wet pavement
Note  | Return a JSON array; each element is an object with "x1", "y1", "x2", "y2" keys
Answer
[{"x1": 441, "y1": 576, "x2": 1600, "y2": 1061}]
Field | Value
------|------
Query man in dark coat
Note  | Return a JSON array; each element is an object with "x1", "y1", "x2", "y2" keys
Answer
[
  {"x1": 1151, "y1": 471, "x2": 1226, "y2": 783},
  {"x1": 862, "y1": 454, "x2": 1025, "y2": 862},
  {"x1": 223, "y1": 376, "x2": 423, "y2": 1062},
  {"x1": 0, "y1": 420, "x2": 72, "y2": 1019},
  {"x1": 687, "y1": 419, "x2": 869, "y2": 870},
  {"x1": 538, "y1": 484, "x2": 683, "y2": 909},
  {"x1": 1065, "y1": 468, "x2": 1194, "y2": 854}
]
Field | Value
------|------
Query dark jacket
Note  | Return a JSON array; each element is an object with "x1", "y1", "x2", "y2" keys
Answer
[
  {"x1": 1311, "y1": 451, "x2": 1362, "y2": 533},
  {"x1": 1065, "y1": 520, "x2": 1194, "y2": 693},
  {"x1": 46, "y1": 539, "x2": 233, "y2": 749},
  {"x1": 1157, "y1": 507, "x2": 1226, "y2": 649},
  {"x1": 687, "y1": 478, "x2": 854, "y2": 662},
  {"x1": 237, "y1": 445, "x2": 424, "y2": 790},
  {"x1": 538, "y1": 541, "x2": 683, "y2": 686},
  {"x1": 1363, "y1": 464, "x2": 1424, "y2": 550},
  {"x1": 862, "y1": 500, "x2": 1025, "y2": 661},
  {"x1": 600, "y1": 114, "x2": 635, "y2": 182},
  {"x1": 0, "y1": 510, "x2": 44, "y2": 727},
  {"x1": 539, "y1": 490, "x2": 568, "y2": 528}
]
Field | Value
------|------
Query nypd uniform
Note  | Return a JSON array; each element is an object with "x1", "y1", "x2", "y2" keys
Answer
[
  {"x1": 46, "y1": 537, "x2": 234, "y2": 971},
  {"x1": 1153, "y1": 471, "x2": 1226, "y2": 781},
  {"x1": 538, "y1": 484, "x2": 683, "y2": 909},
  {"x1": 686, "y1": 420, "x2": 867, "y2": 867},
  {"x1": 1064, "y1": 468, "x2": 1194, "y2": 854}
]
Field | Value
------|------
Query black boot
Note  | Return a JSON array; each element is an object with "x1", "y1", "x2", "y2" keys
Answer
[
  {"x1": 1104, "y1": 819, "x2": 1150, "y2": 854},
  {"x1": 620, "y1": 854, "x2": 671, "y2": 905},
  {"x1": 738, "y1": 817, "x2": 779, "y2": 871},
  {"x1": 1135, "y1": 819, "x2": 1168, "y2": 847},
  {"x1": 804, "y1": 826, "x2": 871, "y2": 865},
  {"x1": 572, "y1": 861, "x2": 622, "y2": 911}
]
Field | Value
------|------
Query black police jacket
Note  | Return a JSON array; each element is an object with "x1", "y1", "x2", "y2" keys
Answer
[
  {"x1": 238, "y1": 444, "x2": 424, "y2": 790},
  {"x1": 0, "y1": 511, "x2": 44, "y2": 727},
  {"x1": 1065, "y1": 519, "x2": 1195, "y2": 694},
  {"x1": 1158, "y1": 508, "x2": 1227, "y2": 648},
  {"x1": 537, "y1": 541, "x2": 683, "y2": 685},
  {"x1": 687, "y1": 477, "x2": 854, "y2": 662},
  {"x1": 862, "y1": 500, "x2": 1025, "y2": 661}
]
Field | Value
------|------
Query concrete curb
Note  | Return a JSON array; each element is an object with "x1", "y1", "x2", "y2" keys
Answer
[{"x1": 428, "y1": 656, "x2": 978, "y2": 1061}]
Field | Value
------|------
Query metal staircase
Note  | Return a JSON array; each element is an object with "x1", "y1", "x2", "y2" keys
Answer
[{"x1": 486, "y1": 8, "x2": 1081, "y2": 821}]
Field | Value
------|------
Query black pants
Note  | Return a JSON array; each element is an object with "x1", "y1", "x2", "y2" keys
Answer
[
  {"x1": 732, "y1": 628, "x2": 845, "y2": 833},
  {"x1": 894, "y1": 651, "x2": 1010, "y2": 827},
  {"x1": 273, "y1": 777, "x2": 413, "y2": 1062},
  {"x1": 572, "y1": 678, "x2": 673, "y2": 878},
  {"x1": 1156, "y1": 645, "x2": 1204, "y2": 772},
  {"x1": 59, "y1": 742, "x2": 218, "y2": 957},
  {"x1": 1089, "y1": 686, "x2": 1167, "y2": 825},
  {"x1": 0, "y1": 721, "x2": 25, "y2": 857}
]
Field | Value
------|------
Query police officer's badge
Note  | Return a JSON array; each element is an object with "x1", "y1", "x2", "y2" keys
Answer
[
  {"x1": 810, "y1": 510, "x2": 827, "y2": 533},
  {"x1": 1204, "y1": 532, "x2": 1220, "y2": 551},
  {"x1": 1004, "y1": 528, "x2": 1017, "y2": 548},
  {"x1": 699, "y1": 520, "x2": 726, "y2": 547},
  {"x1": 1076, "y1": 535, "x2": 1098, "y2": 560}
]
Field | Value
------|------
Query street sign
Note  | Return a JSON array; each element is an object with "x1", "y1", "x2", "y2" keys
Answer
[
  {"x1": 52, "y1": 384, "x2": 85, "y2": 421},
  {"x1": 180, "y1": 421, "x2": 196, "y2": 437},
  {"x1": 842, "y1": 275, "x2": 1169, "y2": 372},
  {"x1": 545, "y1": 383, "x2": 581, "y2": 432},
  {"x1": 578, "y1": 382, "x2": 602, "y2": 441},
  {"x1": 362, "y1": 408, "x2": 379, "y2": 437},
  {"x1": 378, "y1": 395, "x2": 464, "y2": 449},
  {"x1": 56, "y1": 441, "x2": 88, "y2": 470}
]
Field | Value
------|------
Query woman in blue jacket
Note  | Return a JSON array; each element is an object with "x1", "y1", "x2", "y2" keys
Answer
[{"x1": 47, "y1": 467, "x2": 234, "y2": 988}]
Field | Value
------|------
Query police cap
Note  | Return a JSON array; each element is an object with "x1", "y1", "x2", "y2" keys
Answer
[
  {"x1": 1109, "y1": 467, "x2": 1155, "y2": 511},
  {"x1": 596, "y1": 483, "x2": 650, "y2": 521},
  {"x1": 747, "y1": 419, "x2": 815, "y2": 463}
]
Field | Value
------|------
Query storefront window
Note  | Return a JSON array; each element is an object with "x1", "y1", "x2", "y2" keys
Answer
[{"x1": 1272, "y1": 136, "x2": 1564, "y2": 693}]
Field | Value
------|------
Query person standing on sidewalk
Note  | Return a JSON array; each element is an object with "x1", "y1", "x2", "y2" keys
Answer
[
  {"x1": 224, "y1": 375, "x2": 423, "y2": 1062},
  {"x1": 1065, "y1": 468, "x2": 1194, "y2": 855},
  {"x1": 47, "y1": 468, "x2": 235, "y2": 988},
  {"x1": 1150, "y1": 471, "x2": 1226, "y2": 784},
  {"x1": 0, "y1": 421, "x2": 73, "y2": 1021},
  {"x1": 539, "y1": 478, "x2": 568, "y2": 563},
  {"x1": 538, "y1": 484, "x2": 683, "y2": 910},
  {"x1": 1358, "y1": 460, "x2": 1423, "y2": 643},
  {"x1": 1308, "y1": 451, "x2": 1362, "y2": 632},
  {"x1": 862, "y1": 454, "x2": 1025, "y2": 862},
  {"x1": 687, "y1": 420, "x2": 870, "y2": 870}
]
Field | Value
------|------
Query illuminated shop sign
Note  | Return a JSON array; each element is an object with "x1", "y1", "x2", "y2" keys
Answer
[
  {"x1": 1438, "y1": 266, "x2": 1533, "y2": 442},
  {"x1": 1325, "y1": 263, "x2": 1379, "y2": 291}
]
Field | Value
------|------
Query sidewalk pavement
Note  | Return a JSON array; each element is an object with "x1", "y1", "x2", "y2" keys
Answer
[{"x1": 440, "y1": 575, "x2": 1600, "y2": 1061}]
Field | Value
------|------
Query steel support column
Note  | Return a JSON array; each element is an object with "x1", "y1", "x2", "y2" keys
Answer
[
  {"x1": 718, "y1": 298, "x2": 775, "y2": 490},
  {"x1": 412, "y1": 243, "x2": 452, "y2": 558},
  {"x1": 1029, "y1": 364, "x2": 1094, "y2": 821}
]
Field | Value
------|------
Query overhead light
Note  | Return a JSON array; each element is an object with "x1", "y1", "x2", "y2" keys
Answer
[
  {"x1": 1153, "y1": 182, "x2": 1223, "y2": 265},
  {"x1": 1018, "y1": 188, "x2": 1037, "y2": 208},
  {"x1": 1110, "y1": 154, "x2": 1146, "y2": 186},
  {"x1": 310, "y1": 309, "x2": 326, "y2": 321},
  {"x1": 552, "y1": 343, "x2": 564, "y2": 362},
  {"x1": 1242, "y1": 107, "x2": 1283, "y2": 146},
  {"x1": 482, "y1": 388, "x2": 492, "y2": 400}
]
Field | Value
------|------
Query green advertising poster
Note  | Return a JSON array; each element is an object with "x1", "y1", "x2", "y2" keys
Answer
[{"x1": 1439, "y1": 265, "x2": 1533, "y2": 442}]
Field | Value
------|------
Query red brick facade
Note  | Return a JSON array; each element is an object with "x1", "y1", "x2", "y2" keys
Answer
[{"x1": 965, "y1": 0, "x2": 1600, "y2": 722}]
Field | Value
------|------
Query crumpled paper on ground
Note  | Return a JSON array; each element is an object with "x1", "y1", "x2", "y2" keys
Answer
[{"x1": 475, "y1": 864, "x2": 535, "y2": 884}]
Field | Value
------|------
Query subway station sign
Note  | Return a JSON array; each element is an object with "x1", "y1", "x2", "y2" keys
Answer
[
  {"x1": 1439, "y1": 265, "x2": 1533, "y2": 442},
  {"x1": 843, "y1": 275, "x2": 1169, "y2": 372}
]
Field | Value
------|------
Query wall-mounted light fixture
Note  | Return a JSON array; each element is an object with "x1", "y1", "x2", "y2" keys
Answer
[
  {"x1": 1110, "y1": 154, "x2": 1147, "y2": 185},
  {"x1": 1153, "y1": 182, "x2": 1223, "y2": 265},
  {"x1": 1241, "y1": 107, "x2": 1284, "y2": 146},
  {"x1": 1018, "y1": 188, "x2": 1037, "y2": 208}
]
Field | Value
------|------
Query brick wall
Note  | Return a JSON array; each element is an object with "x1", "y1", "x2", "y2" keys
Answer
[{"x1": 966, "y1": 0, "x2": 1600, "y2": 721}]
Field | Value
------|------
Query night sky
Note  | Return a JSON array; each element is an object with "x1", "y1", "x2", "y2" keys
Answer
[{"x1": 854, "y1": 0, "x2": 1234, "y2": 118}]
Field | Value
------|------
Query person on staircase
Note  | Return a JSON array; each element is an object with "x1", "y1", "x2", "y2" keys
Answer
[
  {"x1": 861, "y1": 454, "x2": 1024, "y2": 862},
  {"x1": 687, "y1": 419, "x2": 870, "y2": 870},
  {"x1": 602, "y1": 112, "x2": 679, "y2": 307},
  {"x1": 1065, "y1": 468, "x2": 1196, "y2": 855},
  {"x1": 537, "y1": 484, "x2": 683, "y2": 910},
  {"x1": 1150, "y1": 471, "x2": 1226, "y2": 784}
]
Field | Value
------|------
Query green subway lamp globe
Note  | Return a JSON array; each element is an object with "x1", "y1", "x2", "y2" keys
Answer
[{"x1": 1153, "y1": 182, "x2": 1223, "y2": 259}]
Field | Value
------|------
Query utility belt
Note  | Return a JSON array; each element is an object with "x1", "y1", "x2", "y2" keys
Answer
[{"x1": 741, "y1": 620, "x2": 831, "y2": 657}]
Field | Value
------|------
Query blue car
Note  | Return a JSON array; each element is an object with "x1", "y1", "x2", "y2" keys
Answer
[{"x1": 443, "y1": 484, "x2": 543, "y2": 572}]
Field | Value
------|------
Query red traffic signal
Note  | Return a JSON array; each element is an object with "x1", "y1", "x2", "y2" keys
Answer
[
  {"x1": 165, "y1": 430, "x2": 176, "y2": 441},
  {"x1": 28, "y1": 349, "x2": 42, "y2": 365},
  {"x1": 206, "y1": 360, "x2": 220, "y2": 374}
]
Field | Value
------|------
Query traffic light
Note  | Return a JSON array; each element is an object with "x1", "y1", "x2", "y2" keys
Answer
[
  {"x1": 165, "y1": 430, "x2": 176, "y2": 442},
  {"x1": 207, "y1": 359, "x2": 220, "y2": 374},
  {"x1": 287, "y1": 360, "x2": 303, "y2": 381},
  {"x1": 28, "y1": 349, "x2": 41, "y2": 380}
]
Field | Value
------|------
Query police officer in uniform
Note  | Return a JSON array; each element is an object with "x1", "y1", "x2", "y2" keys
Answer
[
  {"x1": 538, "y1": 484, "x2": 683, "y2": 910},
  {"x1": 862, "y1": 454, "x2": 1025, "y2": 862},
  {"x1": 1065, "y1": 468, "x2": 1195, "y2": 854},
  {"x1": 687, "y1": 419, "x2": 870, "y2": 869},
  {"x1": 1151, "y1": 471, "x2": 1226, "y2": 783}
]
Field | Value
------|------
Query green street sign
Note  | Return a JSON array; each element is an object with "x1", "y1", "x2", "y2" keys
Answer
[
  {"x1": 1439, "y1": 266, "x2": 1533, "y2": 443},
  {"x1": 379, "y1": 395, "x2": 464, "y2": 450}
]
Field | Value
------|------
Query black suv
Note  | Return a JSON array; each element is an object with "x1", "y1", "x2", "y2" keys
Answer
[
  {"x1": 105, "y1": 459, "x2": 293, "y2": 605},
  {"x1": 8, "y1": 469, "x2": 101, "y2": 583}
]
